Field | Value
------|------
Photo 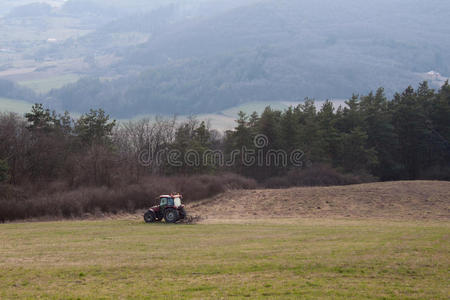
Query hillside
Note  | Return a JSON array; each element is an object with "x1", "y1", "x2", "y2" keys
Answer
[
  {"x1": 189, "y1": 181, "x2": 450, "y2": 221},
  {"x1": 41, "y1": 0, "x2": 450, "y2": 117},
  {"x1": 1, "y1": 0, "x2": 450, "y2": 117}
]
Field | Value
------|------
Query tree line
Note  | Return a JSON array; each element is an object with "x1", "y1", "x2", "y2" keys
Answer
[
  {"x1": 0, "y1": 81, "x2": 448, "y2": 221},
  {"x1": 0, "y1": 81, "x2": 449, "y2": 189},
  {"x1": 165, "y1": 81, "x2": 450, "y2": 181}
]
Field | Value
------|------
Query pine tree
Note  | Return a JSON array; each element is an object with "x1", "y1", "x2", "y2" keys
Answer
[
  {"x1": 360, "y1": 88, "x2": 400, "y2": 180},
  {"x1": 75, "y1": 109, "x2": 116, "y2": 145},
  {"x1": 391, "y1": 86, "x2": 431, "y2": 179},
  {"x1": 317, "y1": 100, "x2": 340, "y2": 165},
  {"x1": 194, "y1": 121, "x2": 210, "y2": 147},
  {"x1": 231, "y1": 111, "x2": 253, "y2": 149},
  {"x1": 280, "y1": 106, "x2": 299, "y2": 153},
  {"x1": 258, "y1": 106, "x2": 282, "y2": 150},
  {"x1": 425, "y1": 81, "x2": 450, "y2": 179},
  {"x1": 25, "y1": 103, "x2": 56, "y2": 131},
  {"x1": 248, "y1": 111, "x2": 260, "y2": 129},
  {"x1": 294, "y1": 99, "x2": 321, "y2": 162},
  {"x1": 336, "y1": 94, "x2": 362, "y2": 132},
  {"x1": 431, "y1": 81, "x2": 450, "y2": 142},
  {"x1": 338, "y1": 127, "x2": 378, "y2": 173}
]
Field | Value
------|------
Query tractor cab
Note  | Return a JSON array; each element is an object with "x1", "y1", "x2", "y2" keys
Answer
[{"x1": 159, "y1": 194, "x2": 182, "y2": 207}]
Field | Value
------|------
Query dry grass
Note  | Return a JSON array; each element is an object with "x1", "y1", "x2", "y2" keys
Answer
[
  {"x1": 189, "y1": 181, "x2": 450, "y2": 221},
  {"x1": 0, "y1": 218, "x2": 448, "y2": 299}
]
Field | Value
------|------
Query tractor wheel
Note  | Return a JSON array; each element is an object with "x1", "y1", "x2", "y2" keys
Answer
[
  {"x1": 164, "y1": 208, "x2": 179, "y2": 223},
  {"x1": 144, "y1": 211, "x2": 155, "y2": 223}
]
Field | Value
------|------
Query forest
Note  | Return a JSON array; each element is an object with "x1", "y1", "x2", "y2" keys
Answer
[{"x1": 0, "y1": 81, "x2": 449, "y2": 221}]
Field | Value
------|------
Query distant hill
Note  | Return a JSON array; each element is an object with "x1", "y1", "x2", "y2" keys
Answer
[
  {"x1": 6, "y1": 2, "x2": 52, "y2": 18},
  {"x1": 13, "y1": 0, "x2": 450, "y2": 117},
  {"x1": 0, "y1": 79, "x2": 37, "y2": 103}
]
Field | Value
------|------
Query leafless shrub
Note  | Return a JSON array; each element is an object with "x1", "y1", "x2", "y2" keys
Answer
[
  {"x1": 0, "y1": 173, "x2": 256, "y2": 222},
  {"x1": 0, "y1": 113, "x2": 31, "y2": 184},
  {"x1": 69, "y1": 144, "x2": 121, "y2": 187},
  {"x1": 113, "y1": 116, "x2": 177, "y2": 181}
]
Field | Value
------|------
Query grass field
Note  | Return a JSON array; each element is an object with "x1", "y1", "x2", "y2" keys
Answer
[
  {"x1": 0, "y1": 218, "x2": 448, "y2": 299},
  {"x1": 0, "y1": 97, "x2": 33, "y2": 115},
  {"x1": 19, "y1": 74, "x2": 80, "y2": 94}
]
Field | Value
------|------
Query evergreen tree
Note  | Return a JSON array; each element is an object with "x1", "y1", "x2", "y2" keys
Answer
[
  {"x1": 257, "y1": 106, "x2": 282, "y2": 149},
  {"x1": 193, "y1": 121, "x2": 210, "y2": 147},
  {"x1": 425, "y1": 81, "x2": 450, "y2": 178},
  {"x1": 193, "y1": 121, "x2": 213, "y2": 172},
  {"x1": 232, "y1": 111, "x2": 253, "y2": 149},
  {"x1": 391, "y1": 86, "x2": 431, "y2": 179},
  {"x1": 280, "y1": 106, "x2": 299, "y2": 153},
  {"x1": 338, "y1": 127, "x2": 377, "y2": 173},
  {"x1": 336, "y1": 94, "x2": 362, "y2": 133},
  {"x1": 75, "y1": 109, "x2": 116, "y2": 145},
  {"x1": 360, "y1": 88, "x2": 400, "y2": 180},
  {"x1": 316, "y1": 100, "x2": 340, "y2": 165},
  {"x1": 248, "y1": 111, "x2": 260, "y2": 129},
  {"x1": 431, "y1": 81, "x2": 450, "y2": 142},
  {"x1": 228, "y1": 111, "x2": 255, "y2": 176},
  {"x1": 294, "y1": 99, "x2": 321, "y2": 162}
]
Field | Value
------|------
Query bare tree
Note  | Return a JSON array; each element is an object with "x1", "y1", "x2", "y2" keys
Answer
[
  {"x1": 113, "y1": 115, "x2": 177, "y2": 181},
  {"x1": 0, "y1": 113, "x2": 31, "y2": 184}
]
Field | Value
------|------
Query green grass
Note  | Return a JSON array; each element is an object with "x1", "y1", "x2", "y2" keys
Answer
[
  {"x1": 0, "y1": 97, "x2": 33, "y2": 115},
  {"x1": 0, "y1": 218, "x2": 448, "y2": 299},
  {"x1": 19, "y1": 74, "x2": 80, "y2": 94}
]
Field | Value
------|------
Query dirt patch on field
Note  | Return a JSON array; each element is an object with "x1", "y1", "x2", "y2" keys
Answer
[{"x1": 187, "y1": 181, "x2": 450, "y2": 221}]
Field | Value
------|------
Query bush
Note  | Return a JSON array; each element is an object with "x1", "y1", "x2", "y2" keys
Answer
[
  {"x1": 138, "y1": 173, "x2": 257, "y2": 203},
  {"x1": 1, "y1": 168, "x2": 374, "y2": 222},
  {"x1": 0, "y1": 173, "x2": 257, "y2": 222}
]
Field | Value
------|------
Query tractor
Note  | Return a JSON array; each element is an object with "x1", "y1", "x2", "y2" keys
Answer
[{"x1": 144, "y1": 194, "x2": 187, "y2": 223}]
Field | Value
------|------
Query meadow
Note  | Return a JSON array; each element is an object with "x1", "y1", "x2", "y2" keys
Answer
[
  {"x1": 19, "y1": 74, "x2": 80, "y2": 94},
  {"x1": 0, "y1": 218, "x2": 448, "y2": 299},
  {"x1": 0, "y1": 97, "x2": 33, "y2": 115}
]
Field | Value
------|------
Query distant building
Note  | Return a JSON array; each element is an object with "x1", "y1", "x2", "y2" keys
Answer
[{"x1": 427, "y1": 71, "x2": 440, "y2": 80}]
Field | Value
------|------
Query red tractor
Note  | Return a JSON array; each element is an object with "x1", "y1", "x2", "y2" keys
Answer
[{"x1": 144, "y1": 194, "x2": 187, "y2": 223}]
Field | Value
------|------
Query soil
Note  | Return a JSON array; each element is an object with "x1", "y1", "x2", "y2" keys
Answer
[{"x1": 187, "y1": 181, "x2": 450, "y2": 221}]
